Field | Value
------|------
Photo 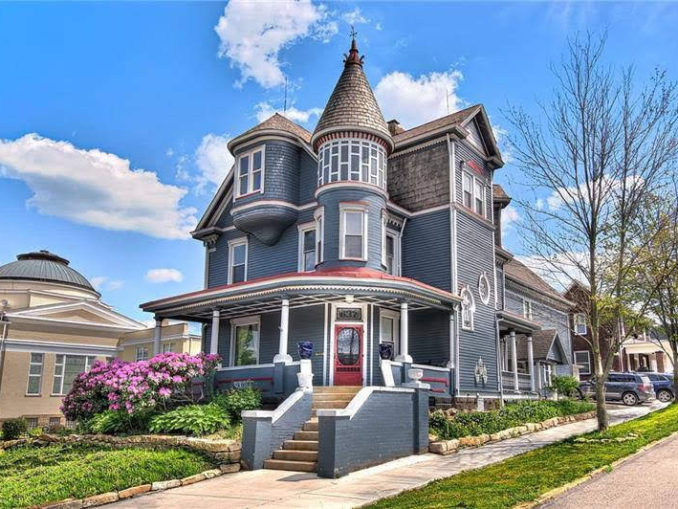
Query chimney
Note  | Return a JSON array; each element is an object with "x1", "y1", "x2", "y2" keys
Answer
[{"x1": 387, "y1": 119, "x2": 404, "y2": 136}]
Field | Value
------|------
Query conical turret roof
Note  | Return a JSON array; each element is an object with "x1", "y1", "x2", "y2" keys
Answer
[{"x1": 312, "y1": 38, "x2": 392, "y2": 151}]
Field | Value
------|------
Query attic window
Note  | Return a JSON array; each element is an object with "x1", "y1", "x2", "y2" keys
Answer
[
  {"x1": 236, "y1": 146, "x2": 264, "y2": 198},
  {"x1": 318, "y1": 139, "x2": 386, "y2": 189}
]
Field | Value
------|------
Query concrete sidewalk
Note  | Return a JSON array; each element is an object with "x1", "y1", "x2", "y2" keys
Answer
[
  {"x1": 541, "y1": 429, "x2": 678, "y2": 509},
  {"x1": 112, "y1": 403, "x2": 662, "y2": 509}
]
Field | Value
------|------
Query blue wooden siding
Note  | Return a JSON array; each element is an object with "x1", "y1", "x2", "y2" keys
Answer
[
  {"x1": 409, "y1": 309, "x2": 450, "y2": 366},
  {"x1": 401, "y1": 208, "x2": 451, "y2": 291}
]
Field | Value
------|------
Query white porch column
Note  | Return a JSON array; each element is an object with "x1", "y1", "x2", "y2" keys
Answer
[
  {"x1": 210, "y1": 309, "x2": 220, "y2": 355},
  {"x1": 395, "y1": 301, "x2": 412, "y2": 363},
  {"x1": 446, "y1": 313, "x2": 455, "y2": 369},
  {"x1": 503, "y1": 337, "x2": 509, "y2": 371},
  {"x1": 510, "y1": 330, "x2": 519, "y2": 392},
  {"x1": 650, "y1": 353, "x2": 658, "y2": 373},
  {"x1": 152, "y1": 317, "x2": 162, "y2": 356},
  {"x1": 527, "y1": 335, "x2": 535, "y2": 392},
  {"x1": 273, "y1": 298, "x2": 293, "y2": 364}
]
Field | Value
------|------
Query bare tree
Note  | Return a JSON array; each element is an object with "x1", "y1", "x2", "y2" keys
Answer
[{"x1": 505, "y1": 33, "x2": 678, "y2": 430}]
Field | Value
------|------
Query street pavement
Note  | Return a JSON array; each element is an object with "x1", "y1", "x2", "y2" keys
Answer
[
  {"x1": 111, "y1": 403, "x2": 662, "y2": 509},
  {"x1": 541, "y1": 427, "x2": 678, "y2": 509}
]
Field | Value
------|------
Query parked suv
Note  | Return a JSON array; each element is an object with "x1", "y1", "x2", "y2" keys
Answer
[
  {"x1": 579, "y1": 372, "x2": 656, "y2": 406},
  {"x1": 643, "y1": 373, "x2": 674, "y2": 403}
]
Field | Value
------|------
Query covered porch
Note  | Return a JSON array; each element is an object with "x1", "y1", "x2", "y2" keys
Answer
[
  {"x1": 140, "y1": 268, "x2": 460, "y2": 401},
  {"x1": 496, "y1": 310, "x2": 541, "y2": 397}
]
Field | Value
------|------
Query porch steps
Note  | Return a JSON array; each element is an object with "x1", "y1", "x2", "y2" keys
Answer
[{"x1": 263, "y1": 386, "x2": 361, "y2": 473}]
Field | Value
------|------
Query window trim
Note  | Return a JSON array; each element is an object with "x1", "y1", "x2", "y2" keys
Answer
[
  {"x1": 460, "y1": 285, "x2": 476, "y2": 331},
  {"x1": 51, "y1": 354, "x2": 95, "y2": 396},
  {"x1": 229, "y1": 315, "x2": 261, "y2": 367},
  {"x1": 136, "y1": 346, "x2": 149, "y2": 361},
  {"x1": 314, "y1": 207, "x2": 325, "y2": 264},
  {"x1": 574, "y1": 350, "x2": 591, "y2": 375},
  {"x1": 317, "y1": 139, "x2": 387, "y2": 190},
  {"x1": 379, "y1": 309, "x2": 400, "y2": 358},
  {"x1": 523, "y1": 299, "x2": 534, "y2": 320},
  {"x1": 339, "y1": 203, "x2": 368, "y2": 261},
  {"x1": 462, "y1": 171, "x2": 473, "y2": 208},
  {"x1": 381, "y1": 215, "x2": 401, "y2": 276},
  {"x1": 574, "y1": 313, "x2": 588, "y2": 335},
  {"x1": 26, "y1": 352, "x2": 44, "y2": 396},
  {"x1": 297, "y1": 221, "x2": 317, "y2": 272},
  {"x1": 235, "y1": 145, "x2": 265, "y2": 198},
  {"x1": 227, "y1": 237, "x2": 248, "y2": 284},
  {"x1": 461, "y1": 167, "x2": 487, "y2": 219}
]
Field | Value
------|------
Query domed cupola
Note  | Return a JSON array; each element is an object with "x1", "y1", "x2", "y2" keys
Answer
[
  {"x1": 0, "y1": 250, "x2": 98, "y2": 294},
  {"x1": 312, "y1": 37, "x2": 393, "y2": 193}
]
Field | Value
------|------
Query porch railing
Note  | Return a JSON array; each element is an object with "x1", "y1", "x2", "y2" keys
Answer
[
  {"x1": 384, "y1": 360, "x2": 454, "y2": 398},
  {"x1": 214, "y1": 362, "x2": 301, "y2": 398},
  {"x1": 501, "y1": 370, "x2": 533, "y2": 393}
]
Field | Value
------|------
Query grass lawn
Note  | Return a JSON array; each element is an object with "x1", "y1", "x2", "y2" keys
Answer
[
  {"x1": 369, "y1": 404, "x2": 678, "y2": 509},
  {"x1": 0, "y1": 443, "x2": 215, "y2": 508}
]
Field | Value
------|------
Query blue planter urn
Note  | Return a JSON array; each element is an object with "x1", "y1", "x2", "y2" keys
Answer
[{"x1": 298, "y1": 341, "x2": 314, "y2": 360}]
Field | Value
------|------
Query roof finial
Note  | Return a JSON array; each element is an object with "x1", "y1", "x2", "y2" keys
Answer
[{"x1": 344, "y1": 25, "x2": 363, "y2": 67}]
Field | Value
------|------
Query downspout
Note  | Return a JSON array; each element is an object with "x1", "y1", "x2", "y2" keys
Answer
[
  {"x1": 447, "y1": 134, "x2": 458, "y2": 292},
  {"x1": 496, "y1": 319, "x2": 505, "y2": 406}
]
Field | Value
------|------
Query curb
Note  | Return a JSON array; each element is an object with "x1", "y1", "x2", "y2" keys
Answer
[
  {"x1": 516, "y1": 429, "x2": 678, "y2": 508},
  {"x1": 429, "y1": 411, "x2": 597, "y2": 455},
  {"x1": 39, "y1": 463, "x2": 241, "y2": 509}
]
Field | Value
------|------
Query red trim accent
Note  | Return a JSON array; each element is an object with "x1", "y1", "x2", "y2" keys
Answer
[
  {"x1": 334, "y1": 324, "x2": 363, "y2": 386},
  {"x1": 219, "y1": 376, "x2": 274, "y2": 384},
  {"x1": 465, "y1": 159, "x2": 484, "y2": 175},
  {"x1": 142, "y1": 267, "x2": 458, "y2": 308},
  {"x1": 430, "y1": 388, "x2": 447, "y2": 393},
  {"x1": 421, "y1": 377, "x2": 449, "y2": 387}
]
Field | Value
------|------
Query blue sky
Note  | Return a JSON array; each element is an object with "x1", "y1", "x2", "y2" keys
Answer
[{"x1": 1, "y1": 1, "x2": 677, "y2": 324}]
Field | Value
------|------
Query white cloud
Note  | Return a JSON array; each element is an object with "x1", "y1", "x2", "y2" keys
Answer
[
  {"x1": 374, "y1": 70, "x2": 464, "y2": 129},
  {"x1": 145, "y1": 268, "x2": 183, "y2": 284},
  {"x1": 108, "y1": 280, "x2": 124, "y2": 291},
  {"x1": 214, "y1": 0, "x2": 337, "y2": 88},
  {"x1": 517, "y1": 252, "x2": 587, "y2": 292},
  {"x1": 342, "y1": 8, "x2": 368, "y2": 25},
  {"x1": 91, "y1": 276, "x2": 124, "y2": 292},
  {"x1": 91, "y1": 276, "x2": 107, "y2": 291},
  {"x1": 0, "y1": 134, "x2": 197, "y2": 239},
  {"x1": 195, "y1": 134, "x2": 233, "y2": 189},
  {"x1": 535, "y1": 198, "x2": 545, "y2": 210},
  {"x1": 502, "y1": 204, "x2": 520, "y2": 231},
  {"x1": 492, "y1": 125, "x2": 513, "y2": 164},
  {"x1": 255, "y1": 102, "x2": 323, "y2": 125}
]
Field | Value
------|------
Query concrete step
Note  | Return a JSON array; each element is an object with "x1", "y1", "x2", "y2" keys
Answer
[
  {"x1": 283, "y1": 439, "x2": 318, "y2": 451},
  {"x1": 294, "y1": 430, "x2": 318, "y2": 441},
  {"x1": 303, "y1": 420, "x2": 318, "y2": 431},
  {"x1": 312, "y1": 400, "x2": 350, "y2": 410},
  {"x1": 314, "y1": 386, "x2": 362, "y2": 394},
  {"x1": 263, "y1": 459, "x2": 317, "y2": 473},
  {"x1": 272, "y1": 449, "x2": 318, "y2": 462},
  {"x1": 312, "y1": 393, "x2": 356, "y2": 402}
]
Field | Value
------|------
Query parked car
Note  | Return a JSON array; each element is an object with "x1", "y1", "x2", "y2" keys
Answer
[
  {"x1": 642, "y1": 373, "x2": 674, "y2": 403},
  {"x1": 579, "y1": 372, "x2": 656, "y2": 406}
]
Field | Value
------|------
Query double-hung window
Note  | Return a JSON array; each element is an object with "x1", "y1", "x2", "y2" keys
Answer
[
  {"x1": 298, "y1": 223, "x2": 317, "y2": 272},
  {"x1": 52, "y1": 355, "x2": 96, "y2": 395},
  {"x1": 340, "y1": 205, "x2": 368, "y2": 260},
  {"x1": 136, "y1": 346, "x2": 149, "y2": 361},
  {"x1": 230, "y1": 317, "x2": 260, "y2": 367},
  {"x1": 228, "y1": 238, "x2": 248, "y2": 284},
  {"x1": 236, "y1": 147, "x2": 264, "y2": 197},
  {"x1": 474, "y1": 178, "x2": 485, "y2": 216},
  {"x1": 379, "y1": 310, "x2": 400, "y2": 359},
  {"x1": 523, "y1": 300, "x2": 534, "y2": 320},
  {"x1": 381, "y1": 220, "x2": 401, "y2": 276},
  {"x1": 27, "y1": 353, "x2": 43, "y2": 395},
  {"x1": 462, "y1": 172, "x2": 473, "y2": 208},
  {"x1": 574, "y1": 313, "x2": 587, "y2": 335},
  {"x1": 314, "y1": 208, "x2": 325, "y2": 264},
  {"x1": 574, "y1": 351, "x2": 591, "y2": 375}
]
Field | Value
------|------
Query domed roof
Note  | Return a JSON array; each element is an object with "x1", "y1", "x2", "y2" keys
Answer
[
  {"x1": 0, "y1": 250, "x2": 96, "y2": 292},
  {"x1": 312, "y1": 38, "x2": 392, "y2": 151}
]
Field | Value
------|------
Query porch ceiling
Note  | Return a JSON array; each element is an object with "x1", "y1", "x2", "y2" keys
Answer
[{"x1": 496, "y1": 310, "x2": 541, "y2": 334}]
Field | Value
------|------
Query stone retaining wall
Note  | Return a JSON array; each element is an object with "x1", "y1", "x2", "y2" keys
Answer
[{"x1": 429, "y1": 411, "x2": 596, "y2": 455}]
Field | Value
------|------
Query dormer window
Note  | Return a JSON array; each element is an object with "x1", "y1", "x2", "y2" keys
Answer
[
  {"x1": 317, "y1": 139, "x2": 386, "y2": 190},
  {"x1": 236, "y1": 146, "x2": 264, "y2": 198}
]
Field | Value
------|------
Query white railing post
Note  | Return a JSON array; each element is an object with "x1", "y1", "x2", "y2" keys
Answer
[
  {"x1": 510, "y1": 330, "x2": 519, "y2": 392},
  {"x1": 274, "y1": 298, "x2": 293, "y2": 364},
  {"x1": 395, "y1": 301, "x2": 412, "y2": 363},
  {"x1": 210, "y1": 309, "x2": 220, "y2": 356},
  {"x1": 527, "y1": 335, "x2": 535, "y2": 392},
  {"x1": 153, "y1": 316, "x2": 162, "y2": 356}
]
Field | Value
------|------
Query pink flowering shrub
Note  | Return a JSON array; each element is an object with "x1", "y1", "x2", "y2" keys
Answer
[{"x1": 61, "y1": 352, "x2": 220, "y2": 422}]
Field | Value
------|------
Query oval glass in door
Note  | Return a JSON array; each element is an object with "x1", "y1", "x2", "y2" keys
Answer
[{"x1": 337, "y1": 327, "x2": 360, "y2": 366}]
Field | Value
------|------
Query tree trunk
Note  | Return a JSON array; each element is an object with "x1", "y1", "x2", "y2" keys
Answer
[
  {"x1": 673, "y1": 349, "x2": 678, "y2": 405},
  {"x1": 595, "y1": 381, "x2": 608, "y2": 430}
]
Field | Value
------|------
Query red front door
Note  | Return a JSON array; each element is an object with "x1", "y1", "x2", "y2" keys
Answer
[{"x1": 334, "y1": 324, "x2": 363, "y2": 386}]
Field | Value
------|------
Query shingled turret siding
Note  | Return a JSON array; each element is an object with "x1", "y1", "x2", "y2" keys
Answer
[{"x1": 388, "y1": 141, "x2": 450, "y2": 211}]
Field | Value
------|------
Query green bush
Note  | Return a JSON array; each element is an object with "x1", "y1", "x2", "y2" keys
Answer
[
  {"x1": 87, "y1": 410, "x2": 155, "y2": 435},
  {"x1": 549, "y1": 375, "x2": 581, "y2": 397},
  {"x1": 213, "y1": 386, "x2": 261, "y2": 422},
  {"x1": 2, "y1": 419, "x2": 28, "y2": 441},
  {"x1": 430, "y1": 399, "x2": 595, "y2": 440},
  {"x1": 149, "y1": 403, "x2": 228, "y2": 436}
]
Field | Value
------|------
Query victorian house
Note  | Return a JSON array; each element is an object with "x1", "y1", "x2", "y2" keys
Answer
[{"x1": 141, "y1": 39, "x2": 573, "y2": 408}]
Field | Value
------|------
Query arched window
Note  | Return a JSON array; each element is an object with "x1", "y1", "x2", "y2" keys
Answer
[
  {"x1": 460, "y1": 286, "x2": 475, "y2": 331},
  {"x1": 478, "y1": 272, "x2": 491, "y2": 305}
]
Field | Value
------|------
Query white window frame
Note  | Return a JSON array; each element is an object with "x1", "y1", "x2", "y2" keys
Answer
[
  {"x1": 27, "y1": 353, "x2": 44, "y2": 395},
  {"x1": 339, "y1": 203, "x2": 368, "y2": 261},
  {"x1": 460, "y1": 285, "x2": 476, "y2": 331},
  {"x1": 574, "y1": 313, "x2": 587, "y2": 335},
  {"x1": 314, "y1": 207, "x2": 325, "y2": 264},
  {"x1": 523, "y1": 299, "x2": 534, "y2": 320},
  {"x1": 136, "y1": 346, "x2": 149, "y2": 361},
  {"x1": 478, "y1": 272, "x2": 491, "y2": 305},
  {"x1": 161, "y1": 342, "x2": 175, "y2": 354},
  {"x1": 381, "y1": 215, "x2": 401, "y2": 276},
  {"x1": 474, "y1": 177, "x2": 485, "y2": 217},
  {"x1": 228, "y1": 237, "x2": 248, "y2": 284},
  {"x1": 543, "y1": 363, "x2": 553, "y2": 387},
  {"x1": 52, "y1": 355, "x2": 95, "y2": 396},
  {"x1": 379, "y1": 309, "x2": 400, "y2": 358},
  {"x1": 229, "y1": 315, "x2": 261, "y2": 367},
  {"x1": 317, "y1": 139, "x2": 387, "y2": 189},
  {"x1": 462, "y1": 171, "x2": 474, "y2": 208},
  {"x1": 574, "y1": 350, "x2": 591, "y2": 375},
  {"x1": 297, "y1": 222, "x2": 317, "y2": 272},
  {"x1": 235, "y1": 145, "x2": 265, "y2": 198}
]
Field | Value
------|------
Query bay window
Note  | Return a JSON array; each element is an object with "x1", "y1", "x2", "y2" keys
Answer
[
  {"x1": 340, "y1": 204, "x2": 368, "y2": 260},
  {"x1": 317, "y1": 139, "x2": 386, "y2": 189},
  {"x1": 228, "y1": 238, "x2": 248, "y2": 284},
  {"x1": 236, "y1": 146, "x2": 264, "y2": 198}
]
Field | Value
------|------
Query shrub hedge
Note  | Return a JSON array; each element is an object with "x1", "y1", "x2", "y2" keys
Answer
[
  {"x1": 149, "y1": 403, "x2": 229, "y2": 436},
  {"x1": 2, "y1": 419, "x2": 28, "y2": 441},
  {"x1": 430, "y1": 399, "x2": 595, "y2": 440}
]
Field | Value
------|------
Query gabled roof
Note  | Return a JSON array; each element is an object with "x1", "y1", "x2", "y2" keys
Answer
[
  {"x1": 493, "y1": 184, "x2": 511, "y2": 203},
  {"x1": 228, "y1": 113, "x2": 312, "y2": 152},
  {"x1": 518, "y1": 329, "x2": 570, "y2": 364},
  {"x1": 312, "y1": 39, "x2": 391, "y2": 148},
  {"x1": 393, "y1": 105, "x2": 479, "y2": 144},
  {"x1": 504, "y1": 258, "x2": 572, "y2": 306}
]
